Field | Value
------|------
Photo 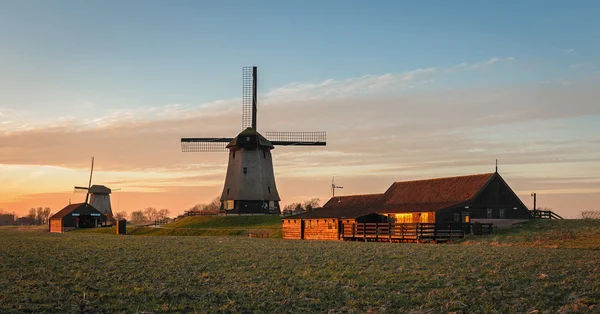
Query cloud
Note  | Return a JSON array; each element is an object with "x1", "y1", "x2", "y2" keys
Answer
[{"x1": 1, "y1": 56, "x2": 599, "y2": 217}]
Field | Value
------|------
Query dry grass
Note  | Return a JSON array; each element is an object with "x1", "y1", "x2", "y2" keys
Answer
[{"x1": 1, "y1": 226, "x2": 599, "y2": 313}]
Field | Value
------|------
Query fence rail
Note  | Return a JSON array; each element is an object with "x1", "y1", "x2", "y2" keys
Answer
[
  {"x1": 530, "y1": 210, "x2": 563, "y2": 219},
  {"x1": 341, "y1": 222, "x2": 493, "y2": 243}
]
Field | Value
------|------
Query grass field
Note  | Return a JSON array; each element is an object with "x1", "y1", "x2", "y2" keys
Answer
[
  {"x1": 1, "y1": 220, "x2": 600, "y2": 313},
  {"x1": 74, "y1": 216, "x2": 283, "y2": 238}
]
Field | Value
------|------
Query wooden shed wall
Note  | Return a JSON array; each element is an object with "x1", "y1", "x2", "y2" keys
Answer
[
  {"x1": 282, "y1": 219, "x2": 302, "y2": 239},
  {"x1": 303, "y1": 219, "x2": 340, "y2": 240},
  {"x1": 49, "y1": 219, "x2": 63, "y2": 233}
]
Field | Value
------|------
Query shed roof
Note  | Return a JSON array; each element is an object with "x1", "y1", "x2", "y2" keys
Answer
[
  {"x1": 290, "y1": 194, "x2": 385, "y2": 219},
  {"x1": 50, "y1": 203, "x2": 105, "y2": 219}
]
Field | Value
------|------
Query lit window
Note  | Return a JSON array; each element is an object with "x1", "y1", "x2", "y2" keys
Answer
[
  {"x1": 395, "y1": 213, "x2": 413, "y2": 223},
  {"x1": 225, "y1": 200, "x2": 234, "y2": 210}
]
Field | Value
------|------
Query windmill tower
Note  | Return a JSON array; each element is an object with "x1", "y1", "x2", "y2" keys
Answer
[
  {"x1": 181, "y1": 66, "x2": 327, "y2": 215},
  {"x1": 74, "y1": 157, "x2": 114, "y2": 217}
]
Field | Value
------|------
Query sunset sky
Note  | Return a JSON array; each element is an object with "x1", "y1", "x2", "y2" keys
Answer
[{"x1": 1, "y1": 0, "x2": 599, "y2": 218}]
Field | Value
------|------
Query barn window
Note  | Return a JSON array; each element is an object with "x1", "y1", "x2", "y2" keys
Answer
[
  {"x1": 225, "y1": 200, "x2": 234, "y2": 210},
  {"x1": 499, "y1": 208, "x2": 506, "y2": 218},
  {"x1": 395, "y1": 213, "x2": 413, "y2": 223},
  {"x1": 487, "y1": 208, "x2": 493, "y2": 218},
  {"x1": 454, "y1": 213, "x2": 460, "y2": 222},
  {"x1": 328, "y1": 221, "x2": 336, "y2": 230}
]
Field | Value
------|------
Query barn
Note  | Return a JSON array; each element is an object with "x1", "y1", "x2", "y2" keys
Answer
[
  {"x1": 282, "y1": 172, "x2": 530, "y2": 241},
  {"x1": 49, "y1": 203, "x2": 106, "y2": 233}
]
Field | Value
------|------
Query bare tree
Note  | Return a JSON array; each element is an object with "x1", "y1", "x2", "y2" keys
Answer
[
  {"x1": 188, "y1": 196, "x2": 221, "y2": 212},
  {"x1": 144, "y1": 207, "x2": 158, "y2": 221},
  {"x1": 157, "y1": 208, "x2": 171, "y2": 219},
  {"x1": 27, "y1": 208, "x2": 37, "y2": 221},
  {"x1": 130, "y1": 210, "x2": 146, "y2": 221},
  {"x1": 303, "y1": 198, "x2": 321, "y2": 212},
  {"x1": 114, "y1": 211, "x2": 128, "y2": 220},
  {"x1": 581, "y1": 211, "x2": 600, "y2": 219}
]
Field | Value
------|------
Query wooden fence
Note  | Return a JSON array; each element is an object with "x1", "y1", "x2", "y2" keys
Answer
[
  {"x1": 530, "y1": 210, "x2": 563, "y2": 219},
  {"x1": 341, "y1": 222, "x2": 493, "y2": 243}
]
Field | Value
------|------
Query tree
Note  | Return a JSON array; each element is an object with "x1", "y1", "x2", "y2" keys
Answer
[
  {"x1": 188, "y1": 197, "x2": 221, "y2": 212},
  {"x1": 303, "y1": 198, "x2": 321, "y2": 212},
  {"x1": 130, "y1": 210, "x2": 146, "y2": 221},
  {"x1": 143, "y1": 207, "x2": 158, "y2": 221},
  {"x1": 35, "y1": 207, "x2": 52, "y2": 225},
  {"x1": 114, "y1": 211, "x2": 128, "y2": 220},
  {"x1": 157, "y1": 208, "x2": 170, "y2": 219},
  {"x1": 27, "y1": 208, "x2": 37, "y2": 221},
  {"x1": 581, "y1": 211, "x2": 600, "y2": 219}
]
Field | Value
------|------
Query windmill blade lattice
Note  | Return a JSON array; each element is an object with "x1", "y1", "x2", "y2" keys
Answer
[
  {"x1": 265, "y1": 131, "x2": 327, "y2": 146},
  {"x1": 181, "y1": 138, "x2": 233, "y2": 152}
]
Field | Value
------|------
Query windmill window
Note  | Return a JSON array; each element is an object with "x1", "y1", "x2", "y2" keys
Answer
[
  {"x1": 227, "y1": 188, "x2": 230, "y2": 196},
  {"x1": 243, "y1": 167, "x2": 247, "y2": 174},
  {"x1": 268, "y1": 186, "x2": 271, "y2": 194},
  {"x1": 263, "y1": 151, "x2": 266, "y2": 158},
  {"x1": 233, "y1": 151, "x2": 235, "y2": 159}
]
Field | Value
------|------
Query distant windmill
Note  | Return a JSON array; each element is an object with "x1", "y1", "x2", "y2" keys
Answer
[
  {"x1": 331, "y1": 177, "x2": 344, "y2": 197},
  {"x1": 181, "y1": 66, "x2": 327, "y2": 215},
  {"x1": 73, "y1": 157, "x2": 115, "y2": 217}
]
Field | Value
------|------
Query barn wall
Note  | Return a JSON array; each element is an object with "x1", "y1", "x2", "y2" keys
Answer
[
  {"x1": 470, "y1": 175, "x2": 530, "y2": 219},
  {"x1": 303, "y1": 219, "x2": 340, "y2": 240},
  {"x1": 282, "y1": 219, "x2": 302, "y2": 239},
  {"x1": 49, "y1": 219, "x2": 63, "y2": 233}
]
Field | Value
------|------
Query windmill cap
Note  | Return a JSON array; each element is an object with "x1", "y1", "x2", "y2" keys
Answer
[
  {"x1": 226, "y1": 127, "x2": 274, "y2": 149},
  {"x1": 89, "y1": 185, "x2": 111, "y2": 194}
]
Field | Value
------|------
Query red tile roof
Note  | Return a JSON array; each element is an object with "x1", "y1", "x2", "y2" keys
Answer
[
  {"x1": 295, "y1": 173, "x2": 496, "y2": 218},
  {"x1": 381, "y1": 173, "x2": 495, "y2": 212},
  {"x1": 292, "y1": 194, "x2": 385, "y2": 219},
  {"x1": 50, "y1": 203, "x2": 103, "y2": 219},
  {"x1": 323, "y1": 194, "x2": 385, "y2": 210}
]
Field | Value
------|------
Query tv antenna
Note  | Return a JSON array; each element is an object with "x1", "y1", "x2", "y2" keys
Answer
[{"x1": 331, "y1": 177, "x2": 343, "y2": 197}]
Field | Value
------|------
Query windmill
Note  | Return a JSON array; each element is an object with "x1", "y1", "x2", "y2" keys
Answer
[
  {"x1": 331, "y1": 177, "x2": 343, "y2": 197},
  {"x1": 74, "y1": 157, "x2": 115, "y2": 218},
  {"x1": 181, "y1": 66, "x2": 327, "y2": 215}
]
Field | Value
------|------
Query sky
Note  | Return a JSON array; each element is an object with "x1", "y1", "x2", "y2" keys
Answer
[{"x1": 1, "y1": 0, "x2": 599, "y2": 218}]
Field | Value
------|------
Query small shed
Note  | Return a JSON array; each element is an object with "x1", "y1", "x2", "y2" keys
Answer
[
  {"x1": 282, "y1": 194, "x2": 386, "y2": 240},
  {"x1": 49, "y1": 203, "x2": 106, "y2": 233}
]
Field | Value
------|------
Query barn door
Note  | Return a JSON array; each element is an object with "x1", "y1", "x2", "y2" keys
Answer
[{"x1": 300, "y1": 220, "x2": 305, "y2": 240}]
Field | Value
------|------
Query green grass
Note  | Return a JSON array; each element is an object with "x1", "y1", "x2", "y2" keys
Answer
[
  {"x1": 74, "y1": 216, "x2": 283, "y2": 238},
  {"x1": 166, "y1": 215, "x2": 282, "y2": 229},
  {"x1": 462, "y1": 219, "x2": 600, "y2": 250},
  {"x1": 2, "y1": 223, "x2": 600, "y2": 313}
]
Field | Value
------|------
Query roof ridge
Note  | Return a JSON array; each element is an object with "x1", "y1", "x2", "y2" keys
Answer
[{"x1": 391, "y1": 172, "x2": 495, "y2": 184}]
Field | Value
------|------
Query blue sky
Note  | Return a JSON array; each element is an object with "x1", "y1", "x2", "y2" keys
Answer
[
  {"x1": 0, "y1": 0, "x2": 599, "y2": 216},
  {"x1": 1, "y1": 0, "x2": 599, "y2": 113}
]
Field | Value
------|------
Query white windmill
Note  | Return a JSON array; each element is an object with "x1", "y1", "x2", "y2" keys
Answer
[{"x1": 74, "y1": 157, "x2": 117, "y2": 218}]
